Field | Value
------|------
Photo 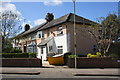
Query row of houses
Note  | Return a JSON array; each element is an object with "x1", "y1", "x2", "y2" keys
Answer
[{"x1": 13, "y1": 13, "x2": 97, "y2": 61}]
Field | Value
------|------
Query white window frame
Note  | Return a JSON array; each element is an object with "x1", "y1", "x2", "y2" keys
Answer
[
  {"x1": 49, "y1": 46, "x2": 53, "y2": 52},
  {"x1": 31, "y1": 35, "x2": 35, "y2": 40},
  {"x1": 57, "y1": 25, "x2": 63, "y2": 36},
  {"x1": 57, "y1": 46, "x2": 63, "y2": 54},
  {"x1": 38, "y1": 31, "x2": 44, "y2": 39}
]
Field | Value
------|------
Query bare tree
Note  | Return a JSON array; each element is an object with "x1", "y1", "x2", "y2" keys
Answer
[{"x1": 0, "y1": 11, "x2": 22, "y2": 51}]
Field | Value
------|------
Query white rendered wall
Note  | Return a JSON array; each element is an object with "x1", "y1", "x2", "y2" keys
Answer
[
  {"x1": 54, "y1": 34, "x2": 68, "y2": 54},
  {"x1": 37, "y1": 47, "x2": 41, "y2": 59},
  {"x1": 37, "y1": 34, "x2": 70, "y2": 60}
]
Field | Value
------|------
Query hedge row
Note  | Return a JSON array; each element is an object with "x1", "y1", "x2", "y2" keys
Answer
[{"x1": 0, "y1": 53, "x2": 36, "y2": 58}]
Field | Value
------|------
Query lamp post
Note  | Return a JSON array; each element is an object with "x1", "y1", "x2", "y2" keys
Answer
[
  {"x1": 72, "y1": 0, "x2": 77, "y2": 69},
  {"x1": 0, "y1": 20, "x2": 2, "y2": 53}
]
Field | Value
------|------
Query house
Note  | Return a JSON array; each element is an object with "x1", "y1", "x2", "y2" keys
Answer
[{"x1": 13, "y1": 13, "x2": 97, "y2": 61}]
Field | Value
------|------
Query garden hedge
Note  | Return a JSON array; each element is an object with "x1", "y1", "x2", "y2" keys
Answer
[{"x1": 0, "y1": 52, "x2": 36, "y2": 58}]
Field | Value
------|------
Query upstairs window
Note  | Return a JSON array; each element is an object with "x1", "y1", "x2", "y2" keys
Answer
[
  {"x1": 38, "y1": 34, "x2": 41, "y2": 38},
  {"x1": 117, "y1": 37, "x2": 120, "y2": 42},
  {"x1": 14, "y1": 39, "x2": 19, "y2": 43},
  {"x1": 38, "y1": 31, "x2": 44, "y2": 39},
  {"x1": 42, "y1": 31, "x2": 44, "y2": 37},
  {"x1": 31, "y1": 35, "x2": 35, "y2": 40},
  {"x1": 47, "y1": 30, "x2": 52, "y2": 37},
  {"x1": 57, "y1": 25, "x2": 63, "y2": 36}
]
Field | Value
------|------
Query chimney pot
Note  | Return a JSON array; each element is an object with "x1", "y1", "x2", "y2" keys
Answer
[
  {"x1": 45, "y1": 13, "x2": 54, "y2": 22},
  {"x1": 25, "y1": 24, "x2": 30, "y2": 31}
]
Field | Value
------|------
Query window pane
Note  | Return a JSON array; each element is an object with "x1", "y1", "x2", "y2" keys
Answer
[
  {"x1": 49, "y1": 46, "x2": 53, "y2": 52},
  {"x1": 57, "y1": 46, "x2": 63, "y2": 54},
  {"x1": 38, "y1": 34, "x2": 41, "y2": 38},
  {"x1": 31, "y1": 35, "x2": 34, "y2": 40},
  {"x1": 58, "y1": 49, "x2": 63, "y2": 54},
  {"x1": 58, "y1": 46, "x2": 63, "y2": 48},
  {"x1": 42, "y1": 31, "x2": 44, "y2": 37},
  {"x1": 58, "y1": 27, "x2": 62, "y2": 31},
  {"x1": 41, "y1": 47, "x2": 44, "y2": 54},
  {"x1": 57, "y1": 26, "x2": 63, "y2": 36}
]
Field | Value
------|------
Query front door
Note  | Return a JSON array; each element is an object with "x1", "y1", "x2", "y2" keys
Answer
[
  {"x1": 41, "y1": 46, "x2": 47, "y2": 61},
  {"x1": 24, "y1": 45, "x2": 27, "y2": 52}
]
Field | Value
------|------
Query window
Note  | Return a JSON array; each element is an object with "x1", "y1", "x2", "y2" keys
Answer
[
  {"x1": 57, "y1": 46, "x2": 63, "y2": 54},
  {"x1": 31, "y1": 35, "x2": 34, "y2": 40},
  {"x1": 38, "y1": 31, "x2": 44, "y2": 39},
  {"x1": 38, "y1": 34, "x2": 41, "y2": 38},
  {"x1": 41, "y1": 47, "x2": 44, "y2": 54},
  {"x1": 117, "y1": 37, "x2": 120, "y2": 42},
  {"x1": 42, "y1": 31, "x2": 44, "y2": 37},
  {"x1": 57, "y1": 25, "x2": 63, "y2": 36},
  {"x1": 93, "y1": 45, "x2": 96, "y2": 52},
  {"x1": 15, "y1": 39, "x2": 19, "y2": 43},
  {"x1": 49, "y1": 46, "x2": 53, "y2": 52},
  {"x1": 48, "y1": 30, "x2": 51, "y2": 36}
]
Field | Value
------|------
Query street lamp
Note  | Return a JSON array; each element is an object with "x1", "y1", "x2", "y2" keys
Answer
[{"x1": 72, "y1": 0, "x2": 77, "y2": 69}]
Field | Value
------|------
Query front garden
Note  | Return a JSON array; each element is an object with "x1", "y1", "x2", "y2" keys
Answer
[
  {"x1": 1, "y1": 48, "x2": 42, "y2": 67},
  {"x1": 67, "y1": 51, "x2": 120, "y2": 68},
  {"x1": 1, "y1": 52, "x2": 36, "y2": 58}
]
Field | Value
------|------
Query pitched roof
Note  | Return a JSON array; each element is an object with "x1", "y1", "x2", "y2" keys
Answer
[
  {"x1": 38, "y1": 37, "x2": 53, "y2": 46},
  {"x1": 68, "y1": 13, "x2": 95, "y2": 24},
  {"x1": 15, "y1": 22, "x2": 47, "y2": 38},
  {"x1": 39, "y1": 13, "x2": 95, "y2": 30},
  {"x1": 15, "y1": 13, "x2": 95, "y2": 38}
]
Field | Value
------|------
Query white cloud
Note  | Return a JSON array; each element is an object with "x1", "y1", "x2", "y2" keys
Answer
[
  {"x1": 27, "y1": 20, "x2": 32, "y2": 23},
  {"x1": 0, "y1": 0, "x2": 23, "y2": 20},
  {"x1": 34, "y1": 19, "x2": 46, "y2": 26},
  {"x1": 43, "y1": 0, "x2": 62, "y2": 6},
  {"x1": 21, "y1": 22, "x2": 33, "y2": 30},
  {"x1": 21, "y1": 20, "x2": 32, "y2": 27},
  {"x1": 21, "y1": 22, "x2": 26, "y2": 27},
  {"x1": 0, "y1": 0, "x2": 119, "y2": 2}
]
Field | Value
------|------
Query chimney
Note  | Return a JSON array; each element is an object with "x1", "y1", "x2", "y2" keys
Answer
[
  {"x1": 24, "y1": 24, "x2": 30, "y2": 31},
  {"x1": 45, "y1": 13, "x2": 54, "y2": 22}
]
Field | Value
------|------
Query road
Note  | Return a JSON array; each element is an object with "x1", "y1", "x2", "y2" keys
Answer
[{"x1": 1, "y1": 67, "x2": 120, "y2": 80}]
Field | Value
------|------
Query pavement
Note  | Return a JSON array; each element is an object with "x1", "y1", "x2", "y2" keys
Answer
[
  {"x1": 42, "y1": 61, "x2": 69, "y2": 68},
  {"x1": 0, "y1": 61, "x2": 120, "y2": 80}
]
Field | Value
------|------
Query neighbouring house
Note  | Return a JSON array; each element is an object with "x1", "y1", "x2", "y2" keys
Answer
[{"x1": 13, "y1": 13, "x2": 97, "y2": 61}]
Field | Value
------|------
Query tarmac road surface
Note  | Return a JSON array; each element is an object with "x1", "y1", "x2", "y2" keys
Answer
[{"x1": 1, "y1": 67, "x2": 120, "y2": 80}]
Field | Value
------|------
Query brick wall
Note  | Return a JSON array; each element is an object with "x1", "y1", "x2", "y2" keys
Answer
[
  {"x1": 2, "y1": 58, "x2": 42, "y2": 67},
  {"x1": 67, "y1": 57, "x2": 120, "y2": 68}
]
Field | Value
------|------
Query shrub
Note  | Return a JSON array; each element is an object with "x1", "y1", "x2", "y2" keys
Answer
[
  {"x1": 28, "y1": 52, "x2": 36, "y2": 58},
  {"x1": 68, "y1": 55, "x2": 79, "y2": 58},
  {"x1": 1, "y1": 52, "x2": 36, "y2": 58},
  {"x1": 10, "y1": 48, "x2": 22, "y2": 53},
  {"x1": 96, "y1": 52, "x2": 102, "y2": 57},
  {"x1": 2, "y1": 47, "x2": 22, "y2": 53},
  {"x1": 2, "y1": 47, "x2": 13, "y2": 53},
  {"x1": 109, "y1": 43, "x2": 120, "y2": 58},
  {"x1": 87, "y1": 53, "x2": 92, "y2": 58},
  {"x1": 78, "y1": 55, "x2": 87, "y2": 57},
  {"x1": 87, "y1": 52, "x2": 102, "y2": 58},
  {"x1": 2, "y1": 40, "x2": 13, "y2": 53},
  {"x1": 64, "y1": 52, "x2": 72, "y2": 64},
  {"x1": 109, "y1": 53, "x2": 119, "y2": 58},
  {"x1": 1, "y1": 53, "x2": 29, "y2": 58},
  {"x1": 89, "y1": 55, "x2": 97, "y2": 58}
]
